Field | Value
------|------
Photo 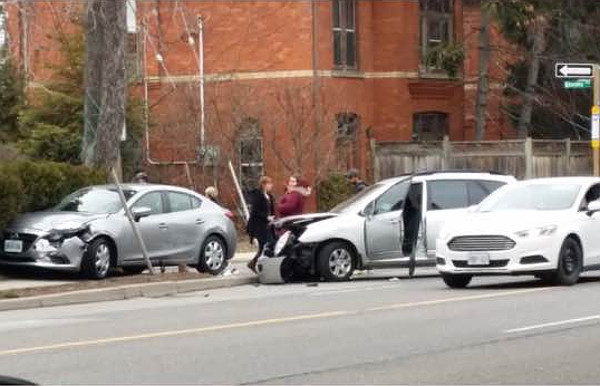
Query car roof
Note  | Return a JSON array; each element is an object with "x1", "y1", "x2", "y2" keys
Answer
[
  {"x1": 519, "y1": 177, "x2": 600, "y2": 185},
  {"x1": 378, "y1": 171, "x2": 515, "y2": 185},
  {"x1": 89, "y1": 183, "x2": 198, "y2": 195}
]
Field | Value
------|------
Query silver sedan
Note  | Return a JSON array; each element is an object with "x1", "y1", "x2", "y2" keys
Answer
[{"x1": 0, "y1": 184, "x2": 237, "y2": 279}]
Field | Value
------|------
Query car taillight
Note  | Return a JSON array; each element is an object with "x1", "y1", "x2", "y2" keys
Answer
[{"x1": 225, "y1": 210, "x2": 235, "y2": 222}]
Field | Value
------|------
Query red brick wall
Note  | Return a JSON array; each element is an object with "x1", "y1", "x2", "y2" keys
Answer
[{"x1": 5, "y1": 0, "x2": 515, "y2": 213}]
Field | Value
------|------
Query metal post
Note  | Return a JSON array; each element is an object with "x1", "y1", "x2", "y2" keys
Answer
[
  {"x1": 228, "y1": 160, "x2": 250, "y2": 221},
  {"x1": 111, "y1": 169, "x2": 154, "y2": 274},
  {"x1": 593, "y1": 65, "x2": 600, "y2": 176}
]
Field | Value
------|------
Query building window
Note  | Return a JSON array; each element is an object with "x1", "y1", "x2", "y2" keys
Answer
[
  {"x1": 413, "y1": 112, "x2": 449, "y2": 141},
  {"x1": 332, "y1": 0, "x2": 357, "y2": 70},
  {"x1": 239, "y1": 118, "x2": 263, "y2": 193},
  {"x1": 420, "y1": 0, "x2": 453, "y2": 71},
  {"x1": 336, "y1": 112, "x2": 359, "y2": 141},
  {"x1": 126, "y1": 0, "x2": 140, "y2": 82}
]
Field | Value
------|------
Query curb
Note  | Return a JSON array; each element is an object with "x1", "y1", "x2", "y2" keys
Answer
[{"x1": 0, "y1": 275, "x2": 258, "y2": 312}]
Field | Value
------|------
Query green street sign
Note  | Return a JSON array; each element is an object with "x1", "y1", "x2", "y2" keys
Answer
[{"x1": 563, "y1": 78, "x2": 592, "y2": 89}]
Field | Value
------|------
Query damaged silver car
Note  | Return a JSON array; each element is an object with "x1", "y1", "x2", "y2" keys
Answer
[
  {"x1": 258, "y1": 171, "x2": 515, "y2": 283},
  {"x1": 0, "y1": 184, "x2": 237, "y2": 279}
]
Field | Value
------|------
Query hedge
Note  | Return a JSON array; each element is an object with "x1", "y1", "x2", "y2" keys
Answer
[
  {"x1": 317, "y1": 173, "x2": 353, "y2": 212},
  {"x1": 0, "y1": 161, "x2": 106, "y2": 231}
]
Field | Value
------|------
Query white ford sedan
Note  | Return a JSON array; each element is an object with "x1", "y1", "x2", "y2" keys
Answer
[{"x1": 436, "y1": 177, "x2": 600, "y2": 288}]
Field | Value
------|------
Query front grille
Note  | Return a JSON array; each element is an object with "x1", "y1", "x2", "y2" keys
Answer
[
  {"x1": 452, "y1": 259, "x2": 509, "y2": 268},
  {"x1": 2, "y1": 232, "x2": 39, "y2": 253},
  {"x1": 448, "y1": 235, "x2": 515, "y2": 252}
]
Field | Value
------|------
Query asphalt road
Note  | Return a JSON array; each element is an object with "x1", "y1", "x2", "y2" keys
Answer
[{"x1": 2, "y1": 270, "x2": 600, "y2": 384}]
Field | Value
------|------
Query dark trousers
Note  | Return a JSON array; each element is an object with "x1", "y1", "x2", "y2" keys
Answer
[{"x1": 249, "y1": 231, "x2": 274, "y2": 270}]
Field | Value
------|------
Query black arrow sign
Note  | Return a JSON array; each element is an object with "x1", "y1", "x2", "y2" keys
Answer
[{"x1": 555, "y1": 63, "x2": 594, "y2": 78}]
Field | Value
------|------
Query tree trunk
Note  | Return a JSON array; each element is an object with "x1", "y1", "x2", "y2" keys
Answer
[
  {"x1": 83, "y1": 0, "x2": 127, "y2": 178},
  {"x1": 517, "y1": 16, "x2": 546, "y2": 139},
  {"x1": 475, "y1": 3, "x2": 490, "y2": 142}
]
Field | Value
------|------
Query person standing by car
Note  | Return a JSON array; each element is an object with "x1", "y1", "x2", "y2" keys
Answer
[
  {"x1": 346, "y1": 169, "x2": 368, "y2": 194},
  {"x1": 276, "y1": 175, "x2": 311, "y2": 218},
  {"x1": 205, "y1": 186, "x2": 219, "y2": 204},
  {"x1": 131, "y1": 171, "x2": 149, "y2": 184},
  {"x1": 246, "y1": 176, "x2": 275, "y2": 273}
]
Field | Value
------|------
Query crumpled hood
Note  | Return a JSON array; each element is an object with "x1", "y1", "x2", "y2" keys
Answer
[
  {"x1": 274, "y1": 213, "x2": 338, "y2": 228},
  {"x1": 445, "y1": 210, "x2": 570, "y2": 236},
  {"x1": 6, "y1": 211, "x2": 106, "y2": 232}
]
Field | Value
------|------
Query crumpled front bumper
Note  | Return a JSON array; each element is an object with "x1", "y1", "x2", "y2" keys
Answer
[{"x1": 0, "y1": 234, "x2": 86, "y2": 271}]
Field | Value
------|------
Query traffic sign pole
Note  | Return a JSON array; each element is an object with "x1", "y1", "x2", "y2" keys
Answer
[{"x1": 593, "y1": 65, "x2": 600, "y2": 177}]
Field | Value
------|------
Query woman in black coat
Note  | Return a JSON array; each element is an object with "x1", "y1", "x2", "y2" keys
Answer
[{"x1": 246, "y1": 176, "x2": 275, "y2": 273}]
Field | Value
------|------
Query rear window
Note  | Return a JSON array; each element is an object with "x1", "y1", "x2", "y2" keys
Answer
[
  {"x1": 468, "y1": 180, "x2": 505, "y2": 206},
  {"x1": 427, "y1": 180, "x2": 469, "y2": 210}
]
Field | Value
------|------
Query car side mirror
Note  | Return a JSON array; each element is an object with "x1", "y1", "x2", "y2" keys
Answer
[
  {"x1": 361, "y1": 202, "x2": 375, "y2": 218},
  {"x1": 131, "y1": 206, "x2": 152, "y2": 222},
  {"x1": 587, "y1": 200, "x2": 600, "y2": 216}
]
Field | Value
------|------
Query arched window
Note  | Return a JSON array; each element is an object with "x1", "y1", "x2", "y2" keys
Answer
[
  {"x1": 238, "y1": 118, "x2": 263, "y2": 192},
  {"x1": 413, "y1": 112, "x2": 448, "y2": 141}
]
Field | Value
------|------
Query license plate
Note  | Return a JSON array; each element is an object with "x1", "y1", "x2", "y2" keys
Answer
[
  {"x1": 4, "y1": 240, "x2": 23, "y2": 253},
  {"x1": 468, "y1": 252, "x2": 490, "y2": 266}
]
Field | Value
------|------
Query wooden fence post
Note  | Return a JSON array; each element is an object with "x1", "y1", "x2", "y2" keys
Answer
[
  {"x1": 564, "y1": 138, "x2": 571, "y2": 176},
  {"x1": 442, "y1": 135, "x2": 450, "y2": 170},
  {"x1": 524, "y1": 137, "x2": 533, "y2": 179}
]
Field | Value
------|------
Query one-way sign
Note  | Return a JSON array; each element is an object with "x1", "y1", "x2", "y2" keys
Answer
[{"x1": 556, "y1": 63, "x2": 594, "y2": 78}]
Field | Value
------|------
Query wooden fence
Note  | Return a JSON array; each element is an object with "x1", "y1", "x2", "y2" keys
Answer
[{"x1": 372, "y1": 137, "x2": 592, "y2": 180}]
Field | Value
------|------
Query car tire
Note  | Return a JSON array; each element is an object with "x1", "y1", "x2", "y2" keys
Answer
[
  {"x1": 122, "y1": 266, "x2": 146, "y2": 275},
  {"x1": 81, "y1": 238, "x2": 112, "y2": 280},
  {"x1": 441, "y1": 273, "x2": 472, "y2": 289},
  {"x1": 318, "y1": 241, "x2": 356, "y2": 282},
  {"x1": 551, "y1": 237, "x2": 582, "y2": 286},
  {"x1": 197, "y1": 235, "x2": 227, "y2": 275}
]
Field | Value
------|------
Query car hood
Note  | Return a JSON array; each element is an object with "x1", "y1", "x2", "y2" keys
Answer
[
  {"x1": 6, "y1": 211, "x2": 107, "y2": 232},
  {"x1": 446, "y1": 210, "x2": 569, "y2": 236},
  {"x1": 274, "y1": 213, "x2": 338, "y2": 229}
]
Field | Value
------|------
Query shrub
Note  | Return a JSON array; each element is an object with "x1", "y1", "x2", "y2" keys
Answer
[
  {"x1": 0, "y1": 161, "x2": 105, "y2": 231},
  {"x1": 317, "y1": 173, "x2": 353, "y2": 212}
]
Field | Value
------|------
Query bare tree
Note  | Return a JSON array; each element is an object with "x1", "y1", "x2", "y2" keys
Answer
[
  {"x1": 82, "y1": 0, "x2": 127, "y2": 176},
  {"x1": 475, "y1": 1, "x2": 491, "y2": 141}
]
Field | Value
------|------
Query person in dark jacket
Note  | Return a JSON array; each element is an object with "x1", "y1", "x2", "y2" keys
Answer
[
  {"x1": 276, "y1": 176, "x2": 311, "y2": 218},
  {"x1": 246, "y1": 176, "x2": 275, "y2": 273},
  {"x1": 346, "y1": 169, "x2": 368, "y2": 194}
]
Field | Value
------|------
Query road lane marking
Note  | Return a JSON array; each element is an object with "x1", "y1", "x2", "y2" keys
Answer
[
  {"x1": 367, "y1": 287, "x2": 551, "y2": 312},
  {"x1": 505, "y1": 314, "x2": 600, "y2": 333},
  {"x1": 0, "y1": 287, "x2": 553, "y2": 357}
]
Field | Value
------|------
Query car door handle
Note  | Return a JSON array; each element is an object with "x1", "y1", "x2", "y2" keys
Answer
[
  {"x1": 389, "y1": 219, "x2": 401, "y2": 224},
  {"x1": 159, "y1": 223, "x2": 169, "y2": 230},
  {"x1": 196, "y1": 219, "x2": 205, "y2": 225}
]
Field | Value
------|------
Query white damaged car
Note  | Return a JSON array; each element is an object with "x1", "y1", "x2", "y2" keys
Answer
[
  {"x1": 258, "y1": 171, "x2": 514, "y2": 283},
  {"x1": 437, "y1": 177, "x2": 600, "y2": 288}
]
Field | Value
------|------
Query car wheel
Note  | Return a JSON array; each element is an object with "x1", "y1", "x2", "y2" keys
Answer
[
  {"x1": 551, "y1": 237, "x2": 582, "y2": 286},
  {"x1": 197, "y1": 235, "x2": 227, "y2": 275},
  {"x1": 81, "y1": 238, "x2": 112, "y2": 279},
  {"x1": 318, "y1": 241, "x2": 356, "y2": 282},
  {"x1": 122, "y1": 266, "x2": 146, "y2": 275},
  {"x1": 441, "y1": 273, "x2": 472, "y2": 289}
]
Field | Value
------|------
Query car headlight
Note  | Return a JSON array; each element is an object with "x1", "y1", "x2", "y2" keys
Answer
[
  {"x1": 515, "y1": 225, "x2": 557, "y2": 238},
  {"x1": 34, "y1": 238, "x2": 59, "y2": 253},
  {"x1": 274, "y1": 231, "x2": 292, "y2": 256}
]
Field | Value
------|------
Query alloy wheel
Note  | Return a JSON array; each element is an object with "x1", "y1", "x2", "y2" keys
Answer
[
  {"x1": 204, "y1": 240, "x2": 225, "y2": 270},
  {"x1": 95, "y1": 243, "x2": 110, "y2": 277},
  {"x1": 329, "y1": 248, "x2": 352, "y2": 278}
]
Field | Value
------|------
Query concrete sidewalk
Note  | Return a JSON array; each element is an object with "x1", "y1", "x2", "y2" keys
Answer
[{"x1": 0, "y1": 252, "x2": 259, "y2": 311}]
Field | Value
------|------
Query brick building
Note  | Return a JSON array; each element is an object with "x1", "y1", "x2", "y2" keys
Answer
[{"x1": 1, "y1": 0, "x2": 512, "y2": 209}]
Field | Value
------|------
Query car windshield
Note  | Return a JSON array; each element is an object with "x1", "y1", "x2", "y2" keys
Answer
[
  {"x1": 330, "y1": 183, "x2": 386, "y2": 213},
  {"x1": 55, "y1": 188, "x2": 136, "y2": 214},
  {"x1": 478, "y1": 183, "x2": 582, "y2": 212}
]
